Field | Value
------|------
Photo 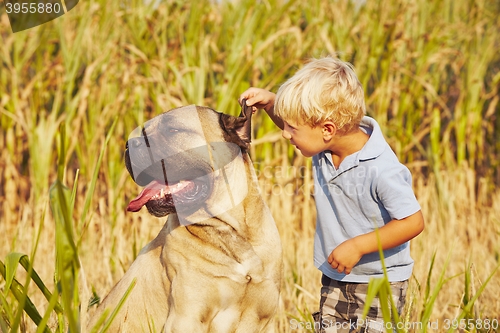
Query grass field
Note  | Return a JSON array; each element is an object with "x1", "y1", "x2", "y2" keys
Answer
[{"x1": 1, "y1": 0, "x2": 499, "y2": 332}]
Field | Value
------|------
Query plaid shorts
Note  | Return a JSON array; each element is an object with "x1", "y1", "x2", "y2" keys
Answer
[{"x1": 313, "y1": 275, "x2": 408, "y2": 333}]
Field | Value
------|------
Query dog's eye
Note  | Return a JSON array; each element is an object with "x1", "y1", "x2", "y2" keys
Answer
[{"x1": 169, "y1": 128, "x2": 179, "y2": 133}]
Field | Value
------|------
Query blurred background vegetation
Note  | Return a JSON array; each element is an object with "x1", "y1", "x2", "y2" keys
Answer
[{"x1": 0, "y1": 0, "x2": 499, "y2": 331}]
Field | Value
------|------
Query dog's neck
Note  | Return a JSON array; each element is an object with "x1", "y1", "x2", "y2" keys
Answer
[{"x1": 211, "y1": 153, "x2": 273, "y2": 241}]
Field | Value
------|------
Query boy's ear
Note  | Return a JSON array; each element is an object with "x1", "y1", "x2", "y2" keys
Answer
[{"x1": 322, "y1": 121, "x2": 337, "y2": 140}]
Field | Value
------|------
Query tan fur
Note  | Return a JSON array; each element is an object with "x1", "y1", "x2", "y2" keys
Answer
[{"x1": 87, "y1": 107, "x2": 283, "y2": 332}]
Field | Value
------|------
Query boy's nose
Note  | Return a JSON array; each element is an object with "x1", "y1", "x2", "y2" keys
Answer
[{"x1": 282, "y1": 130, "x2": 292, "y2": 140}]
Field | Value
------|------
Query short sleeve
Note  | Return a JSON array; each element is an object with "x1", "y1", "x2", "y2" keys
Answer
[{"x1": 375, "y1": 166, "x2": 421, "y2": 220}]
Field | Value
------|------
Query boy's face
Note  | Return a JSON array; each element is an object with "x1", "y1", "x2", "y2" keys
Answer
[{"x1": 282, "y1": 120, "x2": 328, "y2": 157}]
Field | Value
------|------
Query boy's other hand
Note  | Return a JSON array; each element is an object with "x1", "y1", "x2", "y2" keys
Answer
[
  {"x1": 239, "y1": 88, "x2": 276, "y2": 113},
  {"x1": 327, "y1": 240, "x2": 363, "y2": 275}
]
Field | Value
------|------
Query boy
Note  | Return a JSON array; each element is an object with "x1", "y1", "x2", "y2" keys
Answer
[{"x1": 239, "y1": 56, "x2": 424, "y2": 333}]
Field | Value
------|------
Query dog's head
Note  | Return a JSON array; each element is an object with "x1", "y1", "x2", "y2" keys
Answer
[{"x1": 124, "y1": 104, "x2": 252, "y2": 219}]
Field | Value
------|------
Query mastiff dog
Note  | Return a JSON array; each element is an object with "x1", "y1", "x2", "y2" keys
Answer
[{"x1": 87, "y1": 103, "x2": 283, "y2": 332}]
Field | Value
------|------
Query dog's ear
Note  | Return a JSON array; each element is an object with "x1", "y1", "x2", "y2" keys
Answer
[{"x1": 219, "y1": 100, "x2": 252, "y2": 151}]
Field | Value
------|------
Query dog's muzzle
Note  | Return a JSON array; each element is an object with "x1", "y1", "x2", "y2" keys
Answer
[{"x1": 125, "y1": 143, "x2": 241, "y2": 218}]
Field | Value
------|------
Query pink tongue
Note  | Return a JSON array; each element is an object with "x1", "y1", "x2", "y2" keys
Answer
[{"x1": 127, "y1": 181, "x2": 165, "y2": 212}]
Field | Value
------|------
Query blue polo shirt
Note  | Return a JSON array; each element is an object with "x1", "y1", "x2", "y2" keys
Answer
[{"x1": 312, "y1": 116, "x2": 421, "y2": 283}]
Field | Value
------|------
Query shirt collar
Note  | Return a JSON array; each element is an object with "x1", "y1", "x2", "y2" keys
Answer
[{"x1": 357, "y1": 116, "x2": 386, "y2": 161}]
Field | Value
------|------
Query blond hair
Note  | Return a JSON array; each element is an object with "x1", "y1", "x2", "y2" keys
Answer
[{"x1": 275, "y1": 56, "x2": 366, "y2": 134}]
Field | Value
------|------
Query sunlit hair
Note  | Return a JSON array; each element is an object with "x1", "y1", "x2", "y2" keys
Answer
[{"x1": 275, "y1": 56, "x2": 366, "y2": 135}]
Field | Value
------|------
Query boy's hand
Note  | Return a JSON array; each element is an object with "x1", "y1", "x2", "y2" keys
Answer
[
  {"x1": 327, "y1": 239, "x2": 363, "y2": 275},
  {"x1": 239, "y1": 88, "x2": 276, "y2": 113}
]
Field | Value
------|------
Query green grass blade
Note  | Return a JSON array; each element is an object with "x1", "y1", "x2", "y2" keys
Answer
[
  {"x1": 363, "y1": 228, "x2": 403, "y2": 331},
  {"x1": 363, "y1": 278, "x2": 386, "y2": 319},
  {"x1": 0, "y1": 260, "x2": 52, "y2": 333},
  {"x1": 7, "y1": 252, "x2": 31, "y2": 333},
  {"x1": 424, "y1": 251, "x2": 437, "y2": 304},
  {"x1": 3, "y1": 252, "x2": 26, "y2": 299},
  {"x1": 88, "y1": 309, "x2": 110, "y2": 333},
  {"x1": 17, "y1": 256, "x2": 64, "y2": 315},
  {"x1": 49, "y1": 179, "x2": 80, "y2": 332},
  {"x1": 48, "y1": 122, "x2": 84, "y2": 332},
  {"x1": 447, "y1": 263, "x2": 500, "y2": 333},
  {"x1": 420, "y1": 253, "x2": 461, "y2": 333},
  {"x1": 78, "y1": 117, "x2": 118, "y2": 240},
  {"x1": 95, "y1": 278, "x2": 137, "y2": 333},
  {"x1": 0, "y1": 290, "x2": 12, "y2": 329},
  {"x1": 36, "y1": 286, "x2": 64, "y2": 333}
]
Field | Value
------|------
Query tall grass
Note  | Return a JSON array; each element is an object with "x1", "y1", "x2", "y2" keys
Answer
[{"x1": 1, "y1": 0, "x2": 499, "y2": 332}]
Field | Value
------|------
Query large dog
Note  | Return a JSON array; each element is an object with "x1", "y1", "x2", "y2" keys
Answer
[{"x1": 87, "y1": 104, "x2": 283, "y2": 332}]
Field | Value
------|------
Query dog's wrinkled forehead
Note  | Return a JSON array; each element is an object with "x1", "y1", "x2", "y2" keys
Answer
[{"x1": 129, "y1": 106, "x2": 212, "y2": 150}]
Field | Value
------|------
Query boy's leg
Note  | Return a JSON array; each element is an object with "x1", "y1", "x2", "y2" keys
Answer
[{"x1": 313, "y1": 275, "x2": 408, "y2": 333}]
